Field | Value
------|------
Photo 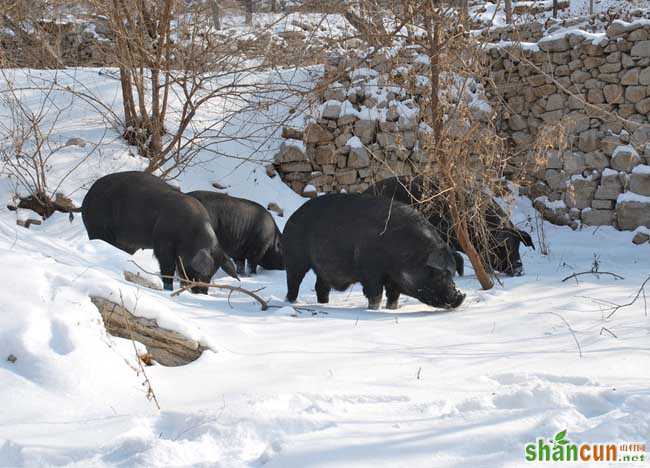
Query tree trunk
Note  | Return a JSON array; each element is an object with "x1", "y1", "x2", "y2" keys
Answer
[
  {"x1": 90, "y1": 296, "x2": 208, "y2": 366},
  {"x1": 426, "y1": 13, "x2": 494, "y2": 291},
  {"x1": 505, "y1": 0, "x2": 513, "y2": 24},
  {"x1": 245, "y1": 0, "x2": 253, "y2": 26},
  {"x1": 553, "y1": 0, "x2": 558, "y2": 18},
  {"x1": 210, "y1": 0, "x2": 221, "y2": 29}
]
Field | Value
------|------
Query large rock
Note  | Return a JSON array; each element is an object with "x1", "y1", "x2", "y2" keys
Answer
[
  {"x1": 581, "y1": 208, "x2": 615, "y2": 226},
  {"x1": 565, "y1": 177, "x2": 598, "y2": 209},
  {"x1": 539, "y1": 35, "x2": 570, "y2": 52},
  {"x1": 353, "y1": 119, "x2": 377, "y2": 145},
  {"x1": 631, "y1": 125, "x2": 650, "y2": 146},
  {"x1": 603, "y1": 84, "x2": 624, "y2": 104},
  {"x1": 336, "y1": 168, "x2": 358, "y2": 185},
  {"x1": 631, "y1": 40, "x2": 650, "y2": 57},
  {"x1": 303, "y1": 123, "x2": 334, "y2": 144},
  {"x1": 314, "y1": 144, "x2": 337, "y2": 165},
  {"x1": 321, "y1": 100, "x2": 342, "y2": 120},
  {"x1": 616, "y1": 193, "x2": 650, "y2": 229},
  {"x1": 611, "y1": 145, "x2": 641, "y2": 172},
  {"x1": 578, "y1": 129, "x2": 599, "y2": 153},
  {"x1": 346, "y1": 137, "x2": 370, "y2": 168},
  {"x1": 595, "y1": 169, "x2": 624, "y2": 200},
  {"x1": 640, "y1": 67, "x2": 650, "y2": 85},
  {"x1": 625, "y1": 85, "x2": 647, "y2": 103},
  {"x1": 276, "y1": 140, "x2": 307, "y2": 163},
  {"x1": 621, "y1": 68, "x2": 640, "y2": 86},
  {"x1": 630, "y1": 165, "x2": 650, "y2": 196}
]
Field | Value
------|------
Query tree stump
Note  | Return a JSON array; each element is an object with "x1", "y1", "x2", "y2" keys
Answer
[{"x1": 90, "y1": 296, "x2": 208, "y2": 366}]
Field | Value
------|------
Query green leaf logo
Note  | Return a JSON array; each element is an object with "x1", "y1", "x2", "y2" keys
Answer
[{"x1": 554, "y1": 430, "x2": 568, "y2": 445}]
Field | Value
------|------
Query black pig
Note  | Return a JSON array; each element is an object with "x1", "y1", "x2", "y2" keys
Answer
[
  {"x1": 187, "y1": 191, "x2": 284, "y2": 275},
  {"x1": 82, "y1": 171, "x2": 238, "y2": 293},
  {"x1": 282, "y1": 193, "x2": 465, "y2": 310},
  {"x1": 365, "y1": 175, "x2": 534, "y2": 276}
]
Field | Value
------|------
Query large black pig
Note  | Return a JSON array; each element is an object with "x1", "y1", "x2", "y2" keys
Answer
[
  {"x1": 82, "y1": 171, "x2": 238, "y2": 293},
  {"x1": 364, "y1": 175, "x2": 534, "y2": 276},
  {"x1": 186, "y1": 191, "x2": 284, "y2": 275},
  {"x1": 282, "y1": 193, "x2": 465, "y2": 310}
]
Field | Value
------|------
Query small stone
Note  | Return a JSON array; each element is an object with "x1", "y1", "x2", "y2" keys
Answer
[
  {"x1": 632, "y1": 231, "x2": 650, "y2": 244},
  {"x1": 267, "y1": 202, "x2": 284, "y2": 217},
  {"x1": 6, "y1": 354, "x2": 16, "y2": 363},
  {"x1": 64, "y1": 137, "x2": 86, "y2": 147},
  {"x1": 275, "y1": 140, "x2": 307, "y2": 163},
  {"x1": 265, "y1": 165, "x2": 277, "y2": 178}
]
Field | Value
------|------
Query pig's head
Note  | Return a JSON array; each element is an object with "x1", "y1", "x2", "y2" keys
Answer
[
  {"x1": 397, "y1": 247, "x2": 465, "y2": 309},
  {"x1": 182, "y1": 223, "x2": 239, "y2": 294},
  {"x1": 486, "y1": 228, "x2": 534, "y2": 276},
  {"x1": 259, "y1": 229, "x2": 285, "y2": 270}
]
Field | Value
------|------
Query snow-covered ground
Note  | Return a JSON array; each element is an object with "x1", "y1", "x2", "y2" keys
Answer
[{"x1": 1, "y1": 69, "x2": 649, "y2": 467}]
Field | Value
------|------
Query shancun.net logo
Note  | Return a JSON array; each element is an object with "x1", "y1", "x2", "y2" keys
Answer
[{"x1": 524, "y1": 430, "x2": 647, "y2": 463}]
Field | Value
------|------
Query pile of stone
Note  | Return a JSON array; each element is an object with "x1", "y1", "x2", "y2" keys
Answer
[
  {"x1": 273, "y1": 48, "x2": 434, "y2": 196},
  {"x1": 489, "y1": 18, "x2": 650, "y2": 230}
]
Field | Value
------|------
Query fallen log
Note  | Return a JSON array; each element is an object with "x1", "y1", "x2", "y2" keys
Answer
[{"x1": 90, "y1": 296, "x2": 208, "y2": 366}]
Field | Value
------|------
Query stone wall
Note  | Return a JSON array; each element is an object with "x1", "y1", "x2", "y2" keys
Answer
[
  {"x1": 272, "y1": 47, "x2": 492, "y2": 197},
  {"x1": 489, "y1": 18, "x2": 650, "y2": 230},
  {"x1": 275, "y1": 18, "x2": 650, "y2": 231}
]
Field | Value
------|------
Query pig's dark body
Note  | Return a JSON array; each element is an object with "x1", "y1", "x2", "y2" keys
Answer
[
  {"x1": 281, "y1": 193, "x2": 465, "y2": 310},
  {"x1": 82, "y1": 171, "x2": 236, "y2": 292},
  {"x1": 187, "y1": 191, "x2": 284, "y2": 275}
]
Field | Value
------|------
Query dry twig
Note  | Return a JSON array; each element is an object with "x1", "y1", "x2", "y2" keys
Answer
[{"x1": 129, "y1": 260, "x2": 269, "y2": 311}]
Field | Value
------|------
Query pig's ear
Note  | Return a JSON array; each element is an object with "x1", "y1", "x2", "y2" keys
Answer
[
  {"x1": 220, "y1": 256, "x2": 239, "y2": 280},
  {"x1": 191, "y1": 249, "x2": 215, "y2": 277},
  {"x1": 427, "y1": 249, "x2": 455, "y2": 274}
]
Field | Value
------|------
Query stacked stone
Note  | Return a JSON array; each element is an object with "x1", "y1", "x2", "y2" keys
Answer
[
  {"x1": 490, "y1": 18, "x2": 650, "y2": 230},
  {"x1": 273, "y1": 48, "x2": 428, "y2": 196}
]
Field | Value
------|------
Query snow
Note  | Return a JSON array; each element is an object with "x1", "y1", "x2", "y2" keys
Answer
[
  {"x1": 1, "y1": 69, "x2": 650, "y2": 467},
  {"x1": 346, "y1": 136, "x2": 364, "y2": 149},
  {"x1": 617, "y1": 191, "x2": 650, "y2": 204},
  {"x1": 534, "y1": 196, "x2": 567, "y2": 210},
  {"x1": 602, "y1": 168, "x2": 620, "y2": 177},
  {"x1": 632, "y1": 164, "x2": 650, "y2": 175},
  {"x1": 613, "y1": 144, "x2": 639, "y2": 159}
]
